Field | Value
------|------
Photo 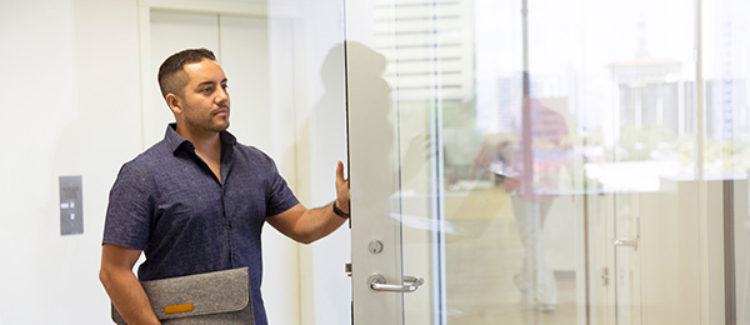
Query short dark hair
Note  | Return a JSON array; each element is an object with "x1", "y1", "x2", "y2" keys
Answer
[{"x1": 157, "y1": 48, "x2": 216, "y2": 98}]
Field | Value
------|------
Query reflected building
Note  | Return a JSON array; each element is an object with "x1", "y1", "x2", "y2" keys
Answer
[
  {"x1": 706, "y1": 78, "x2": 748, "y2": 141},
  {"x1": 610, "y1": 20, "x2": 749, "y2": 154},
  {"x1": 609, "y1": 57, "x2": 689, "y2": 138},
  {"x1": 611, "y1": 60, "x2": 749, "y2": 147}
]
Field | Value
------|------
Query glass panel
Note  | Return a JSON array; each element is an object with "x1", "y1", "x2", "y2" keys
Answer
[
  {"x1": 703, "y1": 1, "x2": 750, "y2": 324},
  {"x1": 345, "y1": 1, "x2": 741, "y2": 325}
]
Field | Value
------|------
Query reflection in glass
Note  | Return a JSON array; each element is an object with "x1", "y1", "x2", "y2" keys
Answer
[{"x1": 348, "y1": 0, "x2": 749, "y2": 324}]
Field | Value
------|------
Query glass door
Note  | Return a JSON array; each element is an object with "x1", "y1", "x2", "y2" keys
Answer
[
  {"x1": 347, "y1": 0, "x2": 709, "y2": 325},
  {"x1": 346, "y1": 0, "x2": 454, "y2": 323}
]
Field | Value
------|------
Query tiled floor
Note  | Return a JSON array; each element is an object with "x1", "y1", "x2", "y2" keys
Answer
[{"x1": 443, "y1": 218, "x2": 578, "y2": 325}]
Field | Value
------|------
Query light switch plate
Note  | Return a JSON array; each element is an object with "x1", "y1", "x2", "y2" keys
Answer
[{"x1": 59, "y1": 175, "x2": 83, "y2": 235}]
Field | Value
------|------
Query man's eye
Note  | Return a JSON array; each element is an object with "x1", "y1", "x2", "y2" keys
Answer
[{"x1": 201, "y1": 88, "x2": 213, "y2": 94}]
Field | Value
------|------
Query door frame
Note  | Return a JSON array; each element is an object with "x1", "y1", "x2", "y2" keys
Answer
[{"x1": 135, "y1": 0, "x2": 303, "y2": 149}]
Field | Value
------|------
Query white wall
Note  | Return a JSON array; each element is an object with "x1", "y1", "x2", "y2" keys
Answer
[
  {"x1": 0, "y1": 0, "x2": 140, "y2": 323},
  {"x1": 0, "y1": 1, "x2": 350, "y2": 324}
]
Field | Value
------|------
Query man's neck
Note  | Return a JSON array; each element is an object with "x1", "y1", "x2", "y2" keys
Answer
[
  {"x1": 175, "y1": 123, "x2": 222, "y2": 158},
  {"x1": 175, "y1": 122, "x2": 224, "y2": 183}
]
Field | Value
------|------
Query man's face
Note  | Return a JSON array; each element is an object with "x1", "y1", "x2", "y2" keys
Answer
[{"x1": 178, "y1": 58, "x2": 230, "y2": 133}]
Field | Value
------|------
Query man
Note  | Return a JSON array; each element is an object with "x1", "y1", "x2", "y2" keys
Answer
[{"x1": 99, "y1": 48, "x2": 350, "y2": 325}]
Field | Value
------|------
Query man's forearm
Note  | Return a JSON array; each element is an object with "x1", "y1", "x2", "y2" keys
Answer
[
  {"x1": 297, "y1": 202, "x2": 348, "y2": 244},
  {"x1": 100, "y1": 268, "x2": 160, "y2": 325}
]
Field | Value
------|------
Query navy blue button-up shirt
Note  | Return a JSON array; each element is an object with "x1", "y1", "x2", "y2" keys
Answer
[{"x1": 103, "y1": 124, "x2": 298, "y2": 324}]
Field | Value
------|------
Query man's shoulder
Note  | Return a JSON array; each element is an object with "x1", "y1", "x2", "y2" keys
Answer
[
  {"x1": 118, "y1": 139, "x2": 172, "y2": 176},
  {"x1": 233, "y1": 142, "x2": 274, "y2": 165}
]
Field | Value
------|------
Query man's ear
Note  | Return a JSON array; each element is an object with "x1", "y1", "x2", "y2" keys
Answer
[{"x1": 165, "y1": 93, "x2": 183, "y2": 115}]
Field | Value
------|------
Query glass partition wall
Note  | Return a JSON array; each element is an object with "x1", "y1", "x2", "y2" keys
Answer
[
  {"x1": 346, "y1": 0, "x2": 750, "y2": 324},
  {"x1": 704, "y1": 1, "x2": 750, "y2": 324}
]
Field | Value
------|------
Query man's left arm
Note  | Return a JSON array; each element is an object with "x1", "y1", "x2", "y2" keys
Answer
[{"x1": 267, "y1": 161, "x2": 350, "y2": 244}]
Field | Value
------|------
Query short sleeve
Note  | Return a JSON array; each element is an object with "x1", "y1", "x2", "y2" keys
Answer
[
  {"x1": 102, "y1": 162, "x2": 154, "y2": 250},
  {"x1": 264, "y1": 157, "x2": 299, "y2": 217}
]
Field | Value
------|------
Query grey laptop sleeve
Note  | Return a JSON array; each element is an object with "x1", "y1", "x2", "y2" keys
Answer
[{"x1": 111, "y1": 267, "x2": 254, "y2": 324}]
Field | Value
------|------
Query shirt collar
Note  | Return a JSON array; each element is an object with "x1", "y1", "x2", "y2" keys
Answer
[{"x1": 164, "y1": 123, "x2": 237, "y2": 154}]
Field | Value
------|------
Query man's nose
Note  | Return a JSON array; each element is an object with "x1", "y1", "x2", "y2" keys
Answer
[{"x1": 216, "y1": 87, "x2": 229, "y2": 103}]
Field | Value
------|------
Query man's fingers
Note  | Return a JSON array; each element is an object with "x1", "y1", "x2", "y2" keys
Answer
[
  {"x1": 336, "y1": 161, "x2": 345, "y2": 183},
  {"x1": 336, "y1": 161, "x2": 351, "y2": 193}
]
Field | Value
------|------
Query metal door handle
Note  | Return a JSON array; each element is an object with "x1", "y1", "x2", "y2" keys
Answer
[
  {"x1": 368, "y1": 274, "x2": 424, "y2": 293},
  {"x1": 613, "y1": 238, "x2": 638, "y2": 250}
]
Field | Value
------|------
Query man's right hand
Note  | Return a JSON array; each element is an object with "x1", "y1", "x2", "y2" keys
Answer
[{"x1": 99, "y1": 244, "x2": 161, "y2": 325}]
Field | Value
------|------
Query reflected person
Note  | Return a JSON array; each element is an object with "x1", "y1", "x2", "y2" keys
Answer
[
  {"x1": 99, "y1": 48, "x2": 350, "y2": 325},
  {"x1": 475, "y1": 98, "x2": 570, "y2": 312}
]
